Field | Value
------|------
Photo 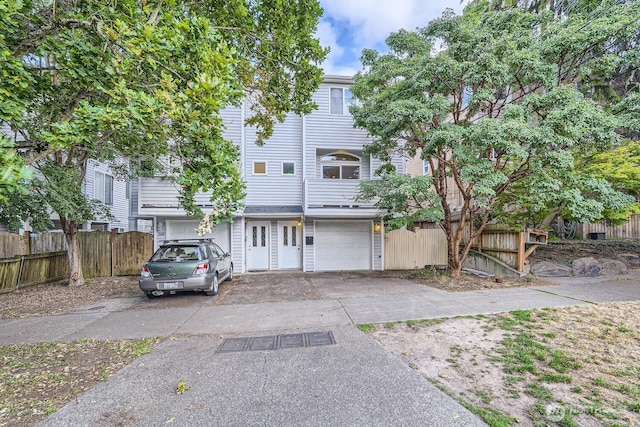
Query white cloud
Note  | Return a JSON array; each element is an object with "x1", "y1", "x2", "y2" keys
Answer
[
  {"x1": 317, "y1": 0, "x2": 465, "y2": 76},
  {"x1": 321, "y1": 0, "x2": 463, "y2": 46}
]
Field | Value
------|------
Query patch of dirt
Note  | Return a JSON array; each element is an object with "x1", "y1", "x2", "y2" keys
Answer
[
  {"x1": 370, "y1": 302, "x2": 640, "y2": 426},
  {"x1": 529, "y1": 239, "x2": 640, "y2": 266},
  {"x1": 0, "y1": 337, "x2": 162, "y2": 427},
  {"x1": 0, "y1": 277, "x2": 139, "y2": 319}
]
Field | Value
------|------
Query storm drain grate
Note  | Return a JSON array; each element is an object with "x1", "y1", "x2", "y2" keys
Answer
[{"x1": 217, "y1": 331, "x2": 336, "y2": 353}]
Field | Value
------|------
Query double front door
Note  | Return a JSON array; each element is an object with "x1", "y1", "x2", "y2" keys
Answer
[{"x1": 246, "y1": 221, "x2": 301, "y2": 271}]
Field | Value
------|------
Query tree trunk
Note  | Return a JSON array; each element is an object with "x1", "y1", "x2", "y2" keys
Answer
[{"x1": 61, "y1": 218, "x2": 84, "y2": 286}]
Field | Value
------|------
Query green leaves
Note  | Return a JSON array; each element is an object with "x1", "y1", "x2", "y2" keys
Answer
[{"x1": 352, "y1": 1, "x2": 639, "y2": 275}]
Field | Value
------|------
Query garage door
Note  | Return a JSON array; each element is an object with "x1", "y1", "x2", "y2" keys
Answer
[
  {"x1": 166, "y1": 220, "x2": 231, "y2": 253},
  {"x1": 315, "y1": 221, "x2": 371, "y2": 271}
]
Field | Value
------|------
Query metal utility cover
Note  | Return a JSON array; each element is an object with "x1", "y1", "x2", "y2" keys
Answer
[{"x1": 217, "y1": 331, "x2": 335, "y2": 353}]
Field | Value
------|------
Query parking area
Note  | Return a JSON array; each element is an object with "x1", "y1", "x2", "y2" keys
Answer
[{"x1": 124, "y1": 270, "x2": 423, "y2": 311}]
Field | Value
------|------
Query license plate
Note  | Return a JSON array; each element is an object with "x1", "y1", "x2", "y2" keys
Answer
[{"x1": 163, "y1": 282, "x2": 180, "y2": 290}]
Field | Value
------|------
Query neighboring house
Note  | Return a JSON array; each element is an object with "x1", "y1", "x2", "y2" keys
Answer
[
  {"x1": 405, "y1": 150, "x2": 464, "y2": 213},
  {"x1": 1, "y1": 124, "x2": 129, "y2": 233},
  {"x1": 132, "y1": 75, "x2": 406, "y2": 273}
]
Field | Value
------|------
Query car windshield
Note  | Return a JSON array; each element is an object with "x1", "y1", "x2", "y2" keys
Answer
[{"x1": 151, "y1": 246, "x2": 202, "y2": 262}]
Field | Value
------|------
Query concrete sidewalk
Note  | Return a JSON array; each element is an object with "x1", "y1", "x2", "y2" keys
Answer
[
  {"x1": 1, "y1": 272, "x2": 638, "y2": 426},
  {"x1": 3, "y1": 274, "x2": 640, "y2": 344}
]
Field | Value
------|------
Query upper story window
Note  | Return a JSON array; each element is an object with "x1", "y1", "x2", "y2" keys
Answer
[
  {"x1": 282, "y1": 162, "x2": 295, "y2": 175},
  {"x1": 321, "y1": 152, "x2": 360, "y2": 179},
  {"x1": 94, "y1": 171, "x2": 113, "y2": 205},
  {"x1": 253, "y1": 162, "x2": 266, "y2": 175},
  {"x1": 423, "y1": 160, "x2": 430, "y2": 175},
  {"x1": 330, "y1": 88, "x2": 353, "y2": 115}
]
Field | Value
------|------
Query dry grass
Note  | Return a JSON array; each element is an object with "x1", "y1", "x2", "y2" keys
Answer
[{"x1": 370, "y1": 302, "x2": 640, "y2": 426}]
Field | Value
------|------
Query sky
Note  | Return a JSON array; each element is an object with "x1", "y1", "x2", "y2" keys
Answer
[{"x1": 317, "y1": 0, "x2": 467, "y2": 76}]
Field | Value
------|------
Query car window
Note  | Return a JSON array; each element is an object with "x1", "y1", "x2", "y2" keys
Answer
[
  {"x1": 208, "y1": 244, "x2": 222, "y2": 258},
  {"x1": 151, "y1": 245, "x2": 200, "y2": 261}
]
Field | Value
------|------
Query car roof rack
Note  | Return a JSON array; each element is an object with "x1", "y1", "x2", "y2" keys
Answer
[{"x1": 162, "y1": 238, "x2": 214, "y2": 244}]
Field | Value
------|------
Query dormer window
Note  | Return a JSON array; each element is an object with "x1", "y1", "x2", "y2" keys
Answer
[{"x1": 321, "y1": 151, "x2": 360, "y2": 179}]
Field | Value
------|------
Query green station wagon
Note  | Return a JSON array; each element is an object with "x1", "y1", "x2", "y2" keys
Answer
[{"x1": 139, "y1": 239, "x2": 232, "y2": 298}]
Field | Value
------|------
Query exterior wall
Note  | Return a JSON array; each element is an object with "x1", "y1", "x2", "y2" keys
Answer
[
  {"x1": 85, "y1": 160, "x2": 129, "y2": 231},
  {"x1": 231, "y1": 217, "x2": 244, "y2": 272},
  {"x1": 136, "y1": 75, "x2": 400, "y2": 272},
  {"x1": 244, "y1": 112, "x2": 303, "y2": 206}
]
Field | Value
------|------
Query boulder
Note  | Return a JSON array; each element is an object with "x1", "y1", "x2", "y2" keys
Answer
[
  {"x1": 599, "y1": 258, "x2": 629, "y2": 276},
  {"x1": 617, "y1": 253, "x2": 640, "y2": 267},
  {"x1": 531, "y1": 261, "x2": 573, "y2": 277},
  {"x1": 572, "y1": 257, "x2": 601, "y2": 277}
]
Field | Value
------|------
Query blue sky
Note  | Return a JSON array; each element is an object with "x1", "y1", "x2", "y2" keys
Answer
[{"x1": 317, "y1": 0, "x2": 467, "y2": 76}]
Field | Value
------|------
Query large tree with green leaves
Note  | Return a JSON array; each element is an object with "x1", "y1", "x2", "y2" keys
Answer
[
  {"x1": 351, "y1": 1, "x2": 640, "y2": 276},
  {"x1": 0, "y1": 0, "x2": 326, "y2": 285}
]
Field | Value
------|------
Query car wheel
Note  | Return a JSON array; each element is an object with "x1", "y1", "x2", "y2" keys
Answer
[
  {"x1": 226, "y1": 264, "x2": 233, "y2": 282},
  {"x1": 205, "y1": 274, "x2": 219, "y2": 296},
  {"x1": 146, "y1": 293, "x2": 156, "y2": 299}
]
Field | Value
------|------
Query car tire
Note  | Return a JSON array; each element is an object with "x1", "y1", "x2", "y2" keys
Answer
[
  {"x1": 206, "y1": 274, "x2": 219, "y2": 296},
  {"x1": 146, "y1": 293, "x2": 157, "y2": 299},
  {"x1": 226, "y1": 264, "x2": 233, "y2": 282}
]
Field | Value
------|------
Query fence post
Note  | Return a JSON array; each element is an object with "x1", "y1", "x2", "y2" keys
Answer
[
  {"x1": 23, "y1": 230, "x2": 31, "y2": 255},
  {"x1": 110, "y1": 229, "x2": 117, "y2": 277}
]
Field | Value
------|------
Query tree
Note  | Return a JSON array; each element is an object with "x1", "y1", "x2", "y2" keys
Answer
[
  {"x1": 0, "y1": 0, "x2": 326, "y2": 285},
  {"x1": 351, "y1": 1, "x2": 640, "y2": 276}
]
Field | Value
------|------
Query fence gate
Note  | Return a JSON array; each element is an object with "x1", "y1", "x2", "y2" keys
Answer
[{"x1": 384, "y1": 229, "x2": 448, "y2": 270}]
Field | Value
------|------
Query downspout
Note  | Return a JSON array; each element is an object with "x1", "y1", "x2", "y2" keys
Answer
[
  {"x1": 241, "y1": 100, "x2": 247, "y2": 273},
  {"x1": 302, "y1": 113, "x2": 307, "y2": 272}
]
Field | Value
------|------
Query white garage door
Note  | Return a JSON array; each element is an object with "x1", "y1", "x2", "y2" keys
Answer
[
  {"x1": 166, "y1": 220, "x2": 231, "y2": 253},
  {"x1": 315, "y1": 221, "x2": 372, "y2": 271}
]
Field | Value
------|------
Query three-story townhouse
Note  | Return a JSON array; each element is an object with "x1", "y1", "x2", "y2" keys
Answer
[{"x1": 133, "y1": 75, "x2": 406, "y2": 273}]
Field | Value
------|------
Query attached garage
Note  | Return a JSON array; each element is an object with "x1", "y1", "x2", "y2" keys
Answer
[
  {"x1": 165, "y1": 220, "x2": 231, "y2": 253},
  {"x1": 314, "y1": 221, "x2": 372, "y2": 271}
]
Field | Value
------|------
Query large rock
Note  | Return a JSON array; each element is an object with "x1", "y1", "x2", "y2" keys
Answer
[
  {"x1": 617, "y1": 253, "x2": 640, "y2": 267},
  {"x1": 572, "y1": 257, "x2": 601, "y2": 277},
  {"x1": 531, "y1": 261, "x2": 573, "y2": 277},
  {"x1": 599, "y1": 258, "x2": 629, "y2": 275}
]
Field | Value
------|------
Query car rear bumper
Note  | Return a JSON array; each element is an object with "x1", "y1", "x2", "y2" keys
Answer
[{"x1": 139, "y1": 275, "x2": 212, "y2": 292}]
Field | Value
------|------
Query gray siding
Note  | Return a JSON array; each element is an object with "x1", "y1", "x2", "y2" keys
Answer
[
  {"x1": 303, "y1": 219, "x2": 314, "y2": 272},
  {"x1": 244, "y1": 111, "x2": 303, "y2": 206},
  {"x1": 374, "y1": 226, "x2": 383, "y2": 271},
  {"x1": 231, "y1": 217, "x2": 244, "y2": 273},
  {"x1": 85, "y1": 161, "x2": 129, "y2": 231}
]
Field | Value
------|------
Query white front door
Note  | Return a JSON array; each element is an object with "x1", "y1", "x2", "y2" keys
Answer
[
  {"x1": 246, "y1": 221, "x2": 270, "y2": 271},
  {"x1": 278, "y1": 221, "x2": 302, "y2": 269}
]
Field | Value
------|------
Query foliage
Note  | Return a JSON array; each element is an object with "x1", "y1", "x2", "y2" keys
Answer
[
  {"x1": 350, "y1": 1, "x2": 639, "y2": 275},
  {"x1": 0, "y1": 0, "x2": 326, "y2": 284}
]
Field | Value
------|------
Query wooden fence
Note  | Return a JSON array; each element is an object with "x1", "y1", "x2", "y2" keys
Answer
[
  {"x1": 575, "y1": 214, "x2": 640, "y2": 240},
  {"x1": 0, "y1": 231, "x2": 153, "y2": 294},
  {"x1": 384, "y1": 228, "x2": 448, "y2": 270},
  {"x1": 467, "y1": 225, "x2": 547, "y2": 272}
]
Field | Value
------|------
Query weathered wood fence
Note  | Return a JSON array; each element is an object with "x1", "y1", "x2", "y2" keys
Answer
[
  {"x1": 575, "y1": 214, "x2": 640, "y2": 240},
  {"x1": 0, "y1": 231, "x2": 153, "y2": 294},
  {"x1": 384, "y1": 228, "x2": 448, "y2": 270},
  {"x1": 467, "y1": 225, "x2": 548, "y2": 272}
]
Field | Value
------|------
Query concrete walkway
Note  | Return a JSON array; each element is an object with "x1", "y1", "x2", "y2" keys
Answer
[{"x1": 1, "y1": 272, "x2": 638, "y2": 426}]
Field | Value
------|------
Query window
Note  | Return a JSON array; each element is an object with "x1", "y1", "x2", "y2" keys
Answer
[
  {"x1": 253, "y1": 162, "x2": 266, "y2": 175},
  {"x1": 321, "y1": 151, "x2": 360, "y2": 179},
  {"x1": 330, "y1": 88, "x2": 353, "y2": 115},
  {"x1": 94, "y1": 171, "x2": 113, "y2": 205},
  {"x1": 423, "y1": 160, "x2": 430, "y2": 175},
  {"x1": 282, "y1": 162, "x2": 295, "y2": 175}
]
